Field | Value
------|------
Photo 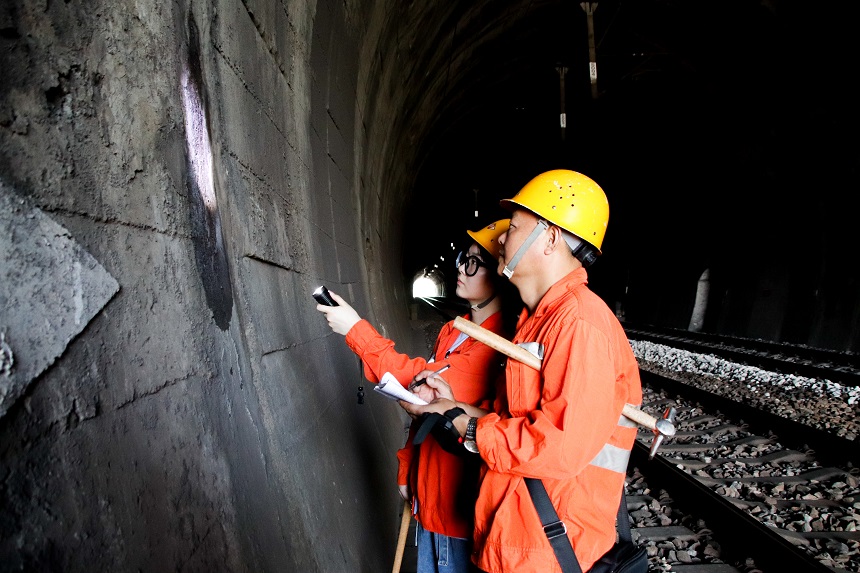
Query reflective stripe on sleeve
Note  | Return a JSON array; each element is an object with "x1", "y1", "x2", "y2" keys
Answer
[{"x1": 588, "y1": 442, "x2": 632, "y2": 474}]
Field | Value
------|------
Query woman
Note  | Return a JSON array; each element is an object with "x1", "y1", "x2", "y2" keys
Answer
[{"x1": 316, "y1": 219, "x2": 515, "y2": 573}]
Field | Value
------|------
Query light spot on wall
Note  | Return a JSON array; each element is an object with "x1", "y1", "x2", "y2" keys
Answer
[
  {"x1": 181, "y1": 68, "x2": 217, "y2": 215},
  {"x1": 181, "y1": 17, "x2": 233, "y2": 330},
  {"x1": 0, "y1": 333, "x2": 13, "y2": 377},
  {"x1": 73, "y1": 261, "x2": 83, "y2": 325}
]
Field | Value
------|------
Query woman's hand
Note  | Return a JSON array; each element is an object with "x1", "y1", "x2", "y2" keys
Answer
[
  {"x1": 400, "y1": 374, "x2": 457, "y2": 417},
  {"x1": 410, "y1": 373, "x2": 455, "y2": 404},
  {"x1": 398, "y1": 397, "x2": 457, "y2": 419},
  {"x1": 316, "y1": 291, "x2": 362, "y2": 335},
  {"x1": 424, "y1": 374, "x2": 455, "y2": 400}
]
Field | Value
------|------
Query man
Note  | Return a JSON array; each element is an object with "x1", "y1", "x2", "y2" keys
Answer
[{"x1": 403, "y1": 169, "x2": 642, "y2": 573}]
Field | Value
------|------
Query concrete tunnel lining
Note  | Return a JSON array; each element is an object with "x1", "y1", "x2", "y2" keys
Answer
[
  {"x1": 0, "y1": 0, "x2": 488, "y2": 570},
  {"x1": 1, "y1": 1, "x2": 858, "y2": 572}
]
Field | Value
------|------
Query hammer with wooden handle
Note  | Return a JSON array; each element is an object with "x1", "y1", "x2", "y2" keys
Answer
[
  {"x1": 452, "y1": 316, "x2": 676, "y2": 458},
  {"x1": 391, "y1": 500, "x2": 412, "y2": 573}
]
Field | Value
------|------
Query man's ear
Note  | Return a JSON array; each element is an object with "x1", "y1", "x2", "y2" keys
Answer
[{"x1": 544, "y1": 225, "x2": 564, "y2": 254}]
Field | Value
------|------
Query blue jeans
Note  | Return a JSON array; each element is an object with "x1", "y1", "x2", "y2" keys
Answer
[{"x1": 415, "y1": 522, "x2": 481, "y2": 573}]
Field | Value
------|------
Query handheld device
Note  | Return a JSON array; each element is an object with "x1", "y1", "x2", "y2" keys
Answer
[{"x1": 312, "y1": 285, "x2": 338, "y2": 306}]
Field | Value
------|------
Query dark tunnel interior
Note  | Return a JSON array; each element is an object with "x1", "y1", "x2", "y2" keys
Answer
[{"x1": 402, "y1": 0, "x2": 859, "y2": 350}]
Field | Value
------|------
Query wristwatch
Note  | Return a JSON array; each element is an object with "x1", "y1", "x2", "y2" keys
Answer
[{"x1": 464, "y1": 417, "x2": 479, "y2": 453}]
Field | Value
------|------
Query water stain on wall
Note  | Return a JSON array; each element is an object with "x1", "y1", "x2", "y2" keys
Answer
[{"x1": 182, "y1": 16, "x2": 233, "y2": 330}]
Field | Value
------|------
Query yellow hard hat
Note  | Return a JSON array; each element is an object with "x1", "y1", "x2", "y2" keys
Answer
[
  {"x1": 467, "y1": 219, "x2": 510, "y2": 259},
  {"x1": 499, "y1": 169, "x2": 609, "y2": 253}
]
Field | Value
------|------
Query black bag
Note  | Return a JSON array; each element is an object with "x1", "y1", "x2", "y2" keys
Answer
[
  {"x1": 589, "y1": 538, "x2": 648, "y2": 573},
  {"x1": 525, "y1": 477, "x2": 648, "y2": 573}
]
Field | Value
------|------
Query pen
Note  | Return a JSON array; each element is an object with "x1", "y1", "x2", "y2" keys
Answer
[{"x1": 409, "y1": 364, "x2": 451, "y2": 391}]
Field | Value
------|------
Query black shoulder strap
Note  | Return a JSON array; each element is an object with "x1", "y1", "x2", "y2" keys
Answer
[
  {"x1": 413, "y1": 413, "x2": 443, "y2": 446},
  {"x1": 525, "y1": 477, "x2": 629, "y2": 573},
  {"x1": 524, "y1": 477, "x2": 582, "y2": 573},
  {"x1": 615, "y1": 486, "x2": 634, "y2": 544}
]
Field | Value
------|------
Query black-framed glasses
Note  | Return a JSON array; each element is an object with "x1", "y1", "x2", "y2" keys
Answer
[{"x1": 455, "y1": 251, "x2": 490, "y2": 277}]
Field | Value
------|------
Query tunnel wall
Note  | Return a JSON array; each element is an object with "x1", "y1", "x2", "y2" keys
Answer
[{"x1": 0, "y1": 1, "x2": 427, "y2": 571}]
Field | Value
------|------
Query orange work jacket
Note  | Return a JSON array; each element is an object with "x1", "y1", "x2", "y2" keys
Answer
[
  {"x1": 472, "y1": 268, "x2": 642, "y2": 573},
  {"x1": 345, "y1": 312, "x2": 505, "y2": 538}
]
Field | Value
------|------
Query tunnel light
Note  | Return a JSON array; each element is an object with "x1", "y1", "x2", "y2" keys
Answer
[
  {"x1": 412, "y1": 268, "x2": 446, "y2": 299},
  {"x1": 413, "y1": 277, "x2": 441, "y2": 298},
  {"x1": 180, "y1": 67, "x2": 217, "y2": 213}
]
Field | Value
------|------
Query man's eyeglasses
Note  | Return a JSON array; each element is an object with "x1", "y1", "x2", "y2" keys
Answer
[{"x1": 455, "y1": 251, "x2": 490, "y2": 277}]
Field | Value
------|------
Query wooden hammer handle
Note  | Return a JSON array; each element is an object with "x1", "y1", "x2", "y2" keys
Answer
[
  {"x1": 391, "y1": 501, "x2": 412, "y2": 573},
  {"x1": 453, "y1": 316, "x2": 542, "y2": 370},
  {"x1": 453, "y1": 316, "x2": 658, "y2": 430}
]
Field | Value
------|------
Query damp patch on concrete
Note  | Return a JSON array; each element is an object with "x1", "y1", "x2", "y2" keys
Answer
[
  {"x1": 181, "y1": 16, "x2": 233, "y2": 330},
  {"x1": 0, "y1": 183, "x2": 120, "y2": 419}
]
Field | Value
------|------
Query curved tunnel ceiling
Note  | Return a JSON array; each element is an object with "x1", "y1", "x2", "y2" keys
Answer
[{"x1": 394, "y1": 0, "x2": 858, "y2": 331}]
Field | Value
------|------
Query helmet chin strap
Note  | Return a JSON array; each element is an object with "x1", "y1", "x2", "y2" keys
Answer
[
  {"x1": 502, "y1": 219, "x2": 549, "y2": 279},
  {"x1": 471, "y1": 292, "x2": 496, "y2": 312},
  {"x1": 561, "y1": 230, "x2": 583, "y2": 253}
]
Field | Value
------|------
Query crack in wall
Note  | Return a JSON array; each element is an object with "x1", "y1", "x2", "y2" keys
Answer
[
  {"x1": 115, "y1": 371, "x2": 209, "y2": 411},
  {"x1": 39, "y1": 204, "x2": 193, "y2": 240},
  {"x1": 260, "y1": 333, "x2": 331, "y2": 359},
  {"x1": 239, "y1": 0, "x2": 290, "y2": 76},
  {"x1": 211, "y1": 44, "x2": 290, "y2": 144},
  {"x1": 242, "y1": 254, "x2": 293, "y2": 272}
]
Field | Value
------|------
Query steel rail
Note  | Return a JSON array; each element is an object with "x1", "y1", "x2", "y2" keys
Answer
[
  {"x1": 641, "y1": 371, "x2": 860, "y2": 470},
  {"x1": 631, "y1": 440, "x2": 834, "y2": 573}
]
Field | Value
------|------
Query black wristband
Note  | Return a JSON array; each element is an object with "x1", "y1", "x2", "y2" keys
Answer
[{"x1": 443, "y1": 407, "x2": 466, "y2": 424}]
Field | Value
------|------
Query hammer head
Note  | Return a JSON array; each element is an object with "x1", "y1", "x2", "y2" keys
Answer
[
  {"x1": 517, "y1": 342, "x2": 544, "y2": 360},
  {"x1": 648, "y1": 406, "x2": 677, "y2": 459}
]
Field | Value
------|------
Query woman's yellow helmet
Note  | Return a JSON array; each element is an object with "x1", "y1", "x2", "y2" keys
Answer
[{"x1": 467, "y1": 219, "x2": 510, "y2": 259}]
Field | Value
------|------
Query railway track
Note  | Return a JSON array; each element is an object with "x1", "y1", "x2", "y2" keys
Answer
[
  {"x1": 630, "y1": 372, "x2": 859, "y2": 572},
  {"x1": 621, "y1": 323, "x2": 860, "y2": 388}
]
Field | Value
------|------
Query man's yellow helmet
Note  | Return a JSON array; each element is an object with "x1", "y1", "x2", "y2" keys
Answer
[{"x1": 500, "y1": 169, "x2": 609, "y2": 253}]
